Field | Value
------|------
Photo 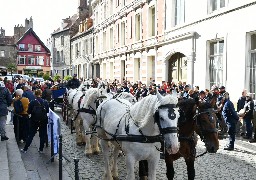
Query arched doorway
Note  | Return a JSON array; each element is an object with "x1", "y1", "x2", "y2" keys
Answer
[{"x1": 168, "y1": 52, "x2": 187, "y2": 83}]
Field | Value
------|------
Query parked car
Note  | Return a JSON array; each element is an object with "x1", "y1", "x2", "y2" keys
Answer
[
  {"x1": 33, "y1": 77, "x2": 44, "y2": 82},
  {"x1": 0, "y1": 75, "x2": 13, "y2": 81}
]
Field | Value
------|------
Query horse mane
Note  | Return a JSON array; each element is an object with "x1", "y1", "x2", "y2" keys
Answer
[
  {"x1": 83, "y1": 88, "x2": 99, "y2": 107},
  {"x1": 130, "y1": 94, "x2": 178, "y2": 128}
]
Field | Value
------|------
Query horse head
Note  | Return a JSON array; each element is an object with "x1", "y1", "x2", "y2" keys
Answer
[
  {"x1": 155, "y1": 92, "x2": 180, "y2": 154},
  {"x1": 195, "y1": 94, "x2": 219, "y2": 153}
]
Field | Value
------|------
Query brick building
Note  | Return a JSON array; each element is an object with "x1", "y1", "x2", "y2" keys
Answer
[{"x1": 16, "y1": 28, "x2": 51, "y2": 75}]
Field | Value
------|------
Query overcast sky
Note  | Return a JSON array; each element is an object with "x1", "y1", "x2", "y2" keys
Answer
[{"x1": 0, "y1": 0, "x2": 78, "y2": 44}]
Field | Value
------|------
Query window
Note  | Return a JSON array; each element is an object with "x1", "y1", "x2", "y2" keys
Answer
[
  {"x1": 78, "y1": 42, "x2": 81, "y2": 56},
  {"x1": 110, "y1": 28, "x2": 114, "y2": 49},
  {"x1": 175, "y1": 0, "x2": 185, "y2": 26},
  {"x1": 209, "y1": 40, "x2": 224, "y2": 87},
  {"x1": 135, "y1": 14, "x2": 141, "y2": 41},
  {"x1": 71, "y1": 45, "x2": 73, "y2": 60},
  {"x1": 0, "y1": 50, "x2": 4, "y2": 57},
  {"x1": 103, "y1": 32, "x2": 107, "y2": 51},
  {"x1": 90, "y1": 38, "x2": 93, "y2": 54},
  {"x1": 36, "y1": 56, "x2": 44, "y2": 65},
  {"x1": 121, "y1": 22, "x2": 125, "y2": 45},
  {"x1": 56, "y1": 51, "x2": 60, "y2": 63},
  {"x1": 19, "y1": 44, "x2": 25, "y2": 51},
  {"x1": 110, "y1": 0, "x2": 113, "y2": 15},
  {"x1": 248, "y1": 34, "x2": 256, "y2": 99},
  {"x1": 46, "y1": 57, "x2": 50, "y2": 66},
  {"x1": 18, "y1": 55, "x2": 26, "y2": 65},
  {"x1": 28, "y1": 44, "x2": 33, "y2": 52},
  {"x1": 209, "y1": 0, "x2": 226, "y2": 13},
  {"x1": 149, "y1": 6, "x2": 156, "y2": 36},
  {"x1": 35, "y1": 45, "x2": 41, "y2": 52},
  {"x1": 130, "y1": 16, "x2": 133, "y2": 38},
  {"x1": 75, "y1": 43, "x2": 78, "y2": 58},
  {"x1": 61, "y1": 36, "x2": 64, "y2": 46},
  {"x1": 84, "y1": 40, "x2": 88, "y2": 55},
  {"x1": 61, "y1": 50, "x2": 64, "y2": 62},
  {"x1": 28, "y1": 55, "x2": 35, "y2": 65}
]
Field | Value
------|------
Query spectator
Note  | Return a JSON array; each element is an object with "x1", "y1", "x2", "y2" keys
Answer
[
  {"x1": 242, "y1": 95, "x2": 254, "y2": 139},
  {"x1": 0, "y1": 80, "x2": 12, "y2": 141},
  {"x1": 237, "y1": 89, "x2": 247, "y2": 136},
  {"x1": 21, "y1": 89, "x2": 49, "y2": 153},
  {"x1": 13, "y1": 89, "x2": 30, "y2": 142},
  {"x1": 22, "y1": 85, "x2": 36, "y2": 102},
  {"x1": 67, "y1": 74, "x2": 80, "y2": 89},
  {"x1": 5, "y1": 80, "x2": 14, "y2": 93}
]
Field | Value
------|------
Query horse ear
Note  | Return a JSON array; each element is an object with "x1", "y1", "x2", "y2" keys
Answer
[{"x1": 156, "y1": 87, "x2": 163, "y2": 101}]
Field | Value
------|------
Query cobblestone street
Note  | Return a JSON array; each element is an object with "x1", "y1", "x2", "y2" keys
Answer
[{"x1": 56, "y1": 109, "x2": 256, "y2": 180}]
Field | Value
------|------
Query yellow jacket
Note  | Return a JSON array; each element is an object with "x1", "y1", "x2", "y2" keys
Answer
[{"x1": 13, "y1": 97, "x2": 30, "y2": 115}]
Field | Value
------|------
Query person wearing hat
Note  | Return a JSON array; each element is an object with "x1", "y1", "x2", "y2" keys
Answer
[
  {"x1": 67, "y1": 74, "x2": 80, "y2": 89},
  {"x1": 222, "y1": 92, "x2": 239, "y2": 150}
]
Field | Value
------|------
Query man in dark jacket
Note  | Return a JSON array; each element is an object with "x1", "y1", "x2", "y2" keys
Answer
[
  {"x1": 243, "y1": 96, "x2": 254, "y2": 139},
  {"x1": 0, "y1": 81, "x2": 12, "y2": 141},
  {"x1": 21, "y1": 89, "x2": 49, "y2": 153},
  {"x1": 67, "y1": 74, "x2": 80, "y2": 89},
  {"x1": 237, "y1": 89, "x2": 247, "y2": 136},
  {"x1": 222, "y1": 92, "x2": 239, "y2": 150}
]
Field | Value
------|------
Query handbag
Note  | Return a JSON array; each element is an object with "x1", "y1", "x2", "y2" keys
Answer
[{"x1": 238, "y1": 108, "x2": 246, "y2": 117}]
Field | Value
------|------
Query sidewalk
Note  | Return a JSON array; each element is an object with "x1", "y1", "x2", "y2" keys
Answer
[{"x1": 4, "y1": 110, "x2": 73, "y2": 180}]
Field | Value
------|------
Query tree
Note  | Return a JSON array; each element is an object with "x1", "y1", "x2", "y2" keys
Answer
[
  {"x1": 43, "y1": 73, "x2": 50, "y2": 81},
  {"x1": 53, "y1": 74, "x2": 61, "y2": 82},
  {"x1": 64, "y1": 75, "x2": 72, "y2": 81},
  {"x1": 7, "y1": 63, "x2": 17, "y2": 75}
]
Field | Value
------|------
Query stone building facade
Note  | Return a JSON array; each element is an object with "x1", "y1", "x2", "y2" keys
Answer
[
  {"x1": 71, "y1": 18, "x2": 94, "y2": 79},
  {"x1": 0, "y1": 27, "x2": 16, "y2": 67},
  {"x1": 51, "y1": 0, "x2": 89, "y2": 77},
  {"x1": 91, "y1": 0, "x2": 256, "y2": 100}
]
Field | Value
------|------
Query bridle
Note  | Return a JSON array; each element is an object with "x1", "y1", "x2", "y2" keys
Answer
[
  {"x1": 154, "y1": 104, "x2": 179, "y2": 137},
  {"x1": 193, "y1": 107, "x2": 218, "y2": 142}
]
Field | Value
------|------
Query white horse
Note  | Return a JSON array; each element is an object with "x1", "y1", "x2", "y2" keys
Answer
[
  {"x1": 96, "y1": 92, "x2": 180, "y2": 180},
  {"x1": 79, "y1": 90, "x2": 136, "y2": 155}
]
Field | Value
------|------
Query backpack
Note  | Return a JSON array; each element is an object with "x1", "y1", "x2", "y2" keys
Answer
[
  {"x1": 14, "y1": 98, "x2": 24, "y2": 114},
  {"x1": 31, "y1": 99, "x2": 48, "y2": 124}
]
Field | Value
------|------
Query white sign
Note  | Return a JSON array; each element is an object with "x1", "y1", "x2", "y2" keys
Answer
[
  {"x1": 26, "y1": 66, "x2": 42, "y2": 70},
  {"x1": 48, "y1": 109, "x2": 61, "y2": 154}
]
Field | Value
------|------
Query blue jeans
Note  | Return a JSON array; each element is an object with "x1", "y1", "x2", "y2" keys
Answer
[
  {"x1": 226, "y1": 121, "x2": 237, "y2": 148},
  {"x1": 244, "y1": 117, "x2": 252, "y2": 138}
]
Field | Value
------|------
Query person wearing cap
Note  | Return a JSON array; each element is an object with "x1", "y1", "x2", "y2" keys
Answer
[
  {"x1": 0, "y1": 81, "x2": 12, "y2": 141},
  {"x1": 67, "y1": 74, "x2": 80, "y2": 89},
  {"x1": 222, "y1": 92, "x2": 239, "y2": 150}
]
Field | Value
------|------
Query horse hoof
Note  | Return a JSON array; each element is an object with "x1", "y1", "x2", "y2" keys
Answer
[
  {"x1": 113, "y1": 176, "x2": 119, "y2": 180},
  {"x1": 86, "y1": 153, "x2": 92, "y2": 157},
  {"x1": 139, "y1": 176, "x2": 147, "y2": 180},
  {"x1": 77, "y1": 142, "x2": 85, "y2": 146},
  {"x1": 93, "y1": 151, "x2": 100, "y2": 155}
]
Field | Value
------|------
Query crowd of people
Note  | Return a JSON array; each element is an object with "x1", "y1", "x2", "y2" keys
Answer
[
  {"x1": 0, "y1": 74, "x2": 256, "y2": 153},
  {"x1": 0, "y1": 76, "x2": 50, "y2": 153}
]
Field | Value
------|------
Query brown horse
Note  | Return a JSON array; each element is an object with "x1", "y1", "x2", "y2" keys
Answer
[{"x1": 164, "y1": 95, "x2": 219, "y2": 180}]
